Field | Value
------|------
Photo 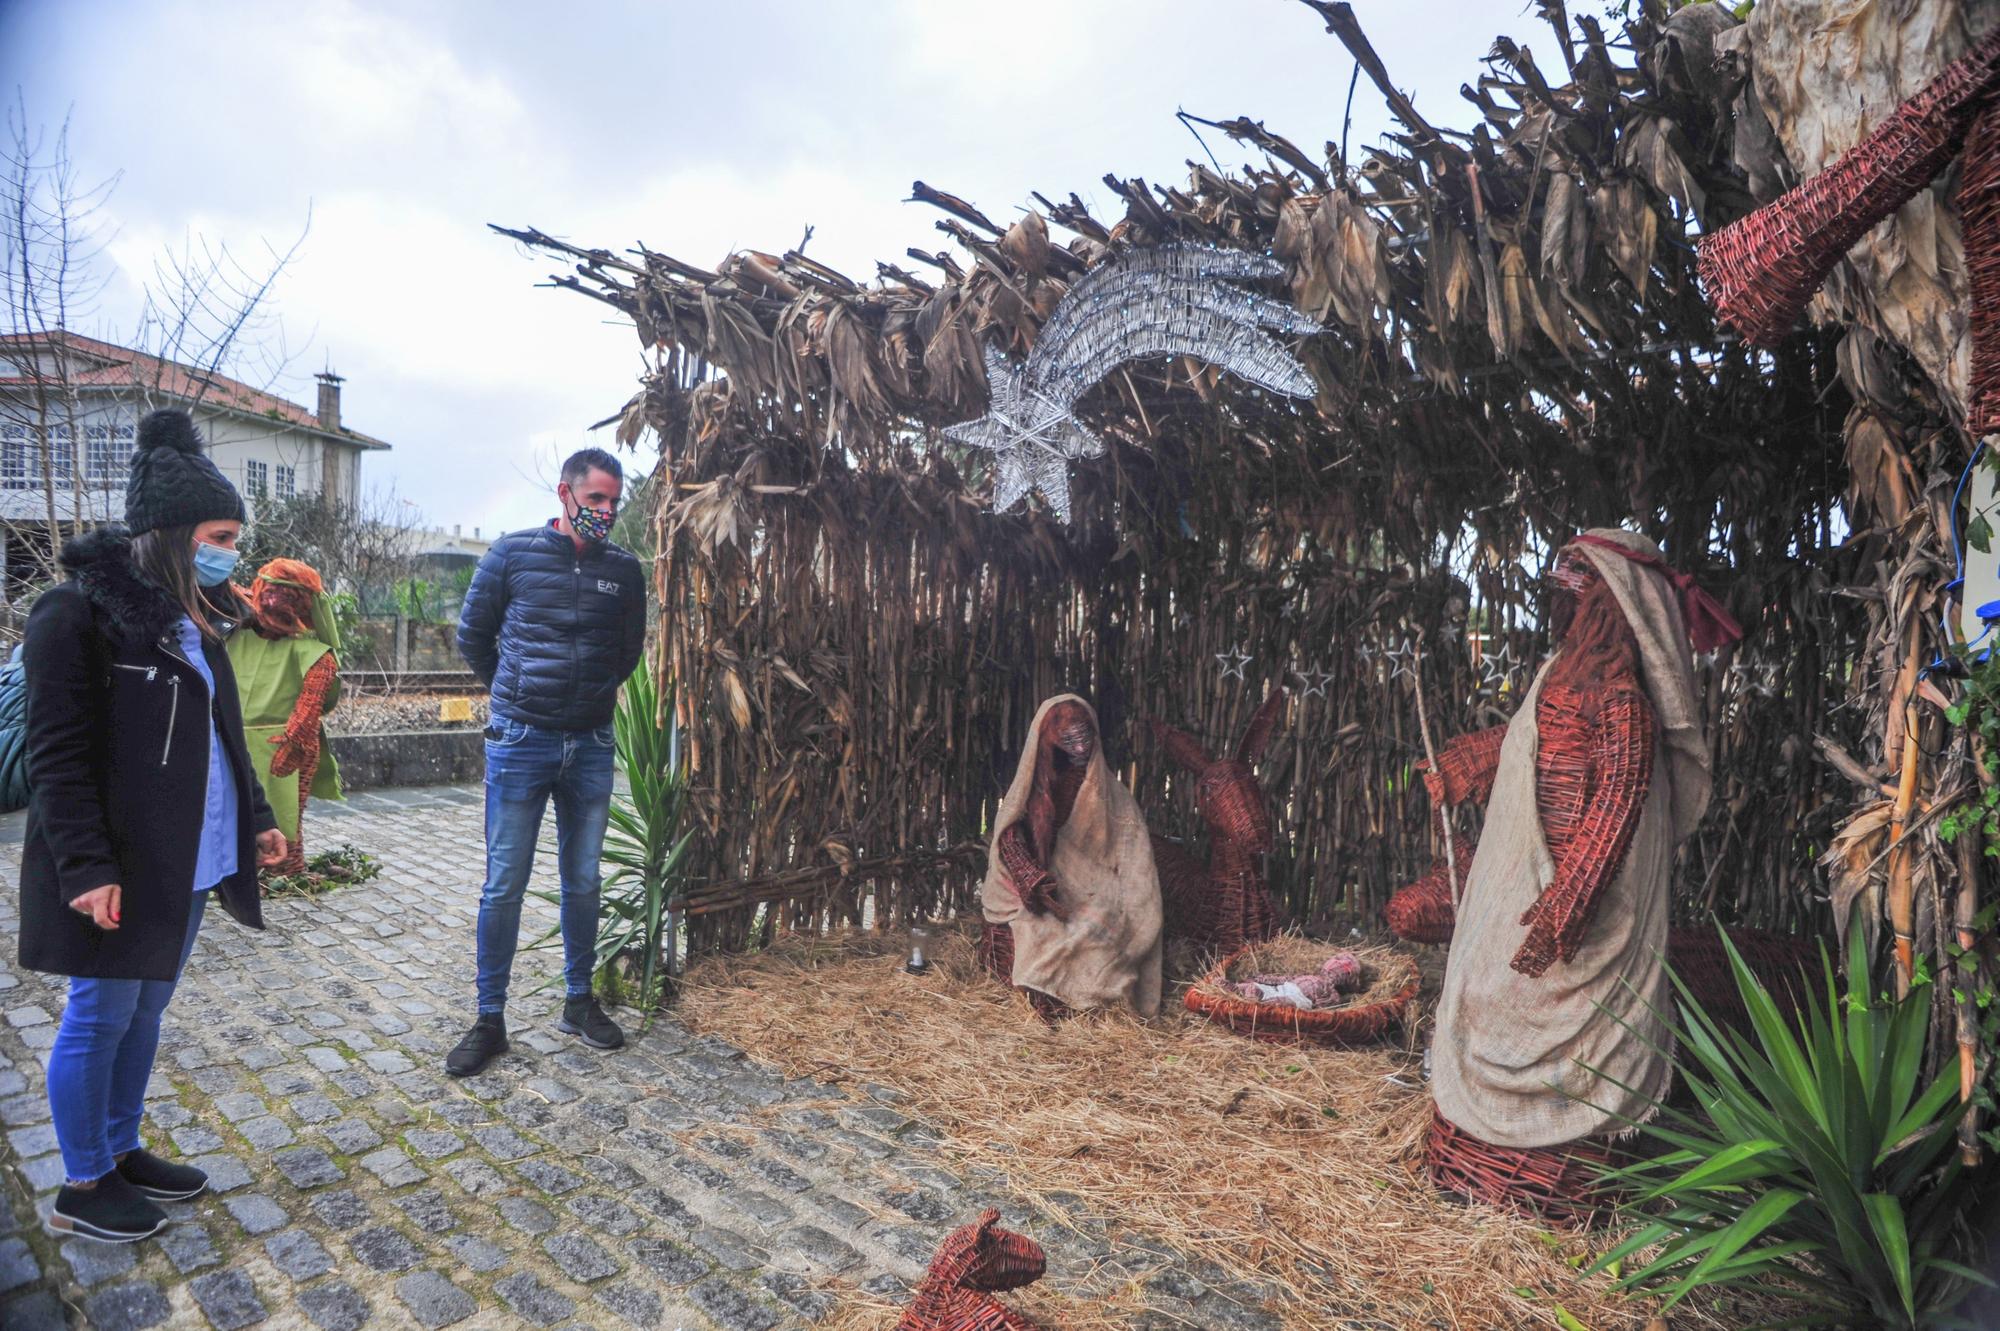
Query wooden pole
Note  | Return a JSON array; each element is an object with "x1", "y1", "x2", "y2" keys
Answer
[
  {"x1": 1887, "y1": 634, "x2": 1924, "y2": 997},
  {"x1": 1411, "y1": 629, "x2": 1461, "y2": 904}
]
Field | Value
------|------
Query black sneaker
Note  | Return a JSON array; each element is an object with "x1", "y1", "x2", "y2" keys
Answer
[
  {"x1": 557, "y1": 996, "x2": 625, "y2": 1050},
  {"x1": 116, "y1": 1148, "x2": 207, "y2": 1201},
  {"x1": 445, "y1": 1015, "x2": 509, "y2": 1078},
  {"x1": 48, "y1": 1172, "x2": 167, "y2": 1243}
]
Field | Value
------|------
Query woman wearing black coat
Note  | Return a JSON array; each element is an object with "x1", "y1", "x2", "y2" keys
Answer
[{"x1": 20, "y1": 409, "x2": 287, "y2": 1242}]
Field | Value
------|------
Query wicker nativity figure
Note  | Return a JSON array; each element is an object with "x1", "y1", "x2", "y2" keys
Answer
[
  {"x1": 978, "y1": 694, "x2": 1164, "y2": 1020},
  {"x1": 226, "y1": 559, "x2": 344, "y2": 879},
  {"x1": 1422, "y1": 529, "x2": 1740, "y2": 1214}
]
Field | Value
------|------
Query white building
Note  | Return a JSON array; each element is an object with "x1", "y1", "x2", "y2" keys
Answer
[{"x1": 0, "y1": 330, "x2": 390, "y2": 586}]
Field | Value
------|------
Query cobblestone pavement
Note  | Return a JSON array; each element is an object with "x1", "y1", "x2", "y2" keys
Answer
[{"x1": 0, "y1": 788, "x2": 1286, "y2": 1331}]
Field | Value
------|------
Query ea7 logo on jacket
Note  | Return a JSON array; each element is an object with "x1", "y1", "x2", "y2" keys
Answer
[{"x1": 595, "y1": 580, "x2": 620, "y2": 595}]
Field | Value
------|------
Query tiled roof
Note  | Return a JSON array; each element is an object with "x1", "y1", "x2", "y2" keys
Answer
[{"x1": 0, "y1": 330, "x2": 390, "y2": 450}]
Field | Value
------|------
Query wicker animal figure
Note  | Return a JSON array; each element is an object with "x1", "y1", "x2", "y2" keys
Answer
[
  {"x1": 895, "y1": 1209, "x2": 1049, "y2": 1331},
  {"x1": 1148, "y1": 687, "x2": 1288, "y2": 955}
]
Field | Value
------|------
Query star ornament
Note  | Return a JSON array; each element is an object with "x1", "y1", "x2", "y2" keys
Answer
[
  {"x1": 1384, "y1": 638, "x2": 1418, "y2": 683},
  {"x1": 945, "y1": 245, "x2": 1322, "y2": 524},
  {"x1": 946, "y1": 345, "x2": 1103, "y2": 525},
  {"x1": 1217, "y1": 646, "x2": 1252, "y2": 681},
  {"x1": 1293, "y1": 663, "x2": 1335, "y2": 700},
  {"x1": 1478, "y1": 641, "x2": 1518, "y2": 688}
]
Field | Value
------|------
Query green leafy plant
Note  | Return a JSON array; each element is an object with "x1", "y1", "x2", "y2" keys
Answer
[
  {"x1": 531, "y1": 662, "x2": 690, "y2": 1011},
  {"x1": 1942, "y1": 653, "x2": 2000, "y2": 851},
  {"x1": 262, "y1": 844, "x2": 381, "y2": 898},
  {"x1": 1589, "y1": 928, "x2": 1991, "y2": 1328}
]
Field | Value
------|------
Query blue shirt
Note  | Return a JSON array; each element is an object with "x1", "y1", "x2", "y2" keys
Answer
[{"x1": 175, "y1": 616, "x2": 239, "y2": 893}]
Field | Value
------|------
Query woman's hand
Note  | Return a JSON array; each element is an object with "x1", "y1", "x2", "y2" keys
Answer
[
  {"x1": 256, "y1": 830, "x2": 289, "y2": 867},
  {"x1": 71, "y1": 884, "x2": 120, "y2": 930}
]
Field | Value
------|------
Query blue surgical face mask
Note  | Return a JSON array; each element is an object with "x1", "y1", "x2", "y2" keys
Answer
[{"x1": 193, "y1": 540, "x2": 241, "y2": 588}]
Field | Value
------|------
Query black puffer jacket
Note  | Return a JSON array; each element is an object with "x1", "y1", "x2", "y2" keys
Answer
[{"x1": 456, "y1": 524, "x2": 647, "y2": 731}]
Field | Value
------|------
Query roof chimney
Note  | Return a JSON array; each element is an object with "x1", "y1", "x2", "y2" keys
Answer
[{"x1": 315, "y1": 369, "x2": 344, "y2": 432}]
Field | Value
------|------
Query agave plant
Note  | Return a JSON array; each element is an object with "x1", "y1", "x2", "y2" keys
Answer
[
  {"x1": 1589, "y1": 928, "x2": 1991, "y2": 1329},
  {"x1": 532, "y1": 661, "x2": 691, "y2": 1011}
]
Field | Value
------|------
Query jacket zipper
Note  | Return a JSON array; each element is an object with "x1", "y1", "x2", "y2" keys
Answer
[
  {"x1": 162, "y1": 676, "x2": 181, "y2": 766},
  {"x1": 112, "y1": 663, "x2": 158, "y2": 682},
  {"x1": 571, "y1": 550, "x2": 583, "y2": 706},
  {"x1": 155, "y1": 633, "x2": 211, "y2": 771}
]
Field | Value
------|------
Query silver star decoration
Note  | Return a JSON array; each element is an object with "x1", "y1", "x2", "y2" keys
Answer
[
  {"x1": 1384, "y1": 638, "x2": 1418, "y2": 683},
  {"x1": 1217, "y1": 646, "x2": 1252, "y2": 681},
  {"x1": 1437, "y1": 622, "x2": 1462, "y2": 646},
  {"x1": 946, "y1": 344, "x2": 1102, "y2": 524},
  {"x1": 1357, "y1": 641, "x2": 1377, "y2": 663},
  {"x1": 945, "y1": 245, "x2": 1322, "y2": 523},
  {"x1": 1478, "y1": 641, "x2": 1518, "y2": 688},
  {"x1": 1293, "y1": 663, "x2": 1335, "y2": 700}
]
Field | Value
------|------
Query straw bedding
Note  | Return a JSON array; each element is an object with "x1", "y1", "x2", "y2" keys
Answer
[{"x1": 678, "y1": 925, "x2": 1782, "y2": 1331}]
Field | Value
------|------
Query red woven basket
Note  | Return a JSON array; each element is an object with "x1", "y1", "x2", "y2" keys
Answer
[
  {"x1": 1424, "y1": 1105, "x2": 1622, "y2": 1229},
  {"x1": 1185, "y1": 938, "x2": 1420, "y2": 1045}
]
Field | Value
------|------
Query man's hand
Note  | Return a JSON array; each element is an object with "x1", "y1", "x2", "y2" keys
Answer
[
  {"x1": 71, "y1": 884, "x2": 120, "y2": 930},
  {"x1": 257, "y1": 830, "x2": 289, "y2": 868}
]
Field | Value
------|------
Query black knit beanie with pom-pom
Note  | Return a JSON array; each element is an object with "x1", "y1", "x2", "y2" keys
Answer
[{"x1": 125, "y1": 409, "x2": 246, "y2": 535}]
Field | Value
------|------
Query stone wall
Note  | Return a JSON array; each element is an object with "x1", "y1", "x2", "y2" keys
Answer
[{"x1": 330, "y1": 729, "x2": 483, "y2": 791}]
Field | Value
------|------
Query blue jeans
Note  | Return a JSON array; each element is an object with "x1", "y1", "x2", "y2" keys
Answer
[
  {"x1": 49, "y1": 891, "x2": 208, "y2": 1184},
  {"x1": 474, "y1": 718, "x2": 615, "y2": 1014}
]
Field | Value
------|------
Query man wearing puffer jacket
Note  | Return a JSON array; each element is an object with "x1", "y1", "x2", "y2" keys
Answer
[{"x1": 448, "y1": 448, "x2": 647, "y2": 1076}]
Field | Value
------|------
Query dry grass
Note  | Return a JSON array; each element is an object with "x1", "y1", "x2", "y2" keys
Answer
[{"x1": 679, "y1": 925, "x2": 1782, "y2": 1331}]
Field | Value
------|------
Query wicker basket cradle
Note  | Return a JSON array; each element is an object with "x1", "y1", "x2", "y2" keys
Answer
[{"x1": 1184, "y1": 938, "x2": 1421, "y2": 1045}]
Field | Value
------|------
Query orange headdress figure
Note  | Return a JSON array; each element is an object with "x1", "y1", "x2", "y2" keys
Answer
[{"x1": 227, "y1": 558, "x2": 344, "y2": 878}]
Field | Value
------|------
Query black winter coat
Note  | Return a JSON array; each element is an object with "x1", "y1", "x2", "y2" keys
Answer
[
  {"x1": 18, "y1": 528, "x2": 277, "y2": 982},
  {"x1": 456, "y1": 524, "x2": 647, "y2": 731}
]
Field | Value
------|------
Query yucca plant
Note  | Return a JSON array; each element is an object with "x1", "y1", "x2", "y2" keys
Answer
[
  {"x1": 1589, "y1": 927, "x2": 1991, "y2": 1328},
  {"x1": 532, "y1": 662, "x2": 691, "y2": 1010}
]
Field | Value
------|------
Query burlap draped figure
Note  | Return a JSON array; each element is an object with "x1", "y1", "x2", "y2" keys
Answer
[
  {"x1": 1431, "y1": 530, "x2": 1714, "y2": 1149},
  {"x1": 980, "y1": 695, "x2": 1163, "y2": 1018}
]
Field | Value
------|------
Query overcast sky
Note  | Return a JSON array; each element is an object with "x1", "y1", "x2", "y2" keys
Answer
[{"x1": 0, "y1": 0, "x2": 1522, "y2": 538}]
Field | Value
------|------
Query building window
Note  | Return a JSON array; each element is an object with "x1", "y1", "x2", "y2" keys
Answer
[
  {"x1": 45, "y1": 425, "x2": 72, "y2": 488},
  {"x1": 245, "y1": 459, "x2": 269, "y2": 499},
  {"x1": 275, "y1": 464, "x2": 295, "y2": 499},
  {"x1": 85, "y1": 424, "x2": 134, "y2": 485},
  {"x1": 0, "y1": 426, "x2": 27, "y2": 490}
]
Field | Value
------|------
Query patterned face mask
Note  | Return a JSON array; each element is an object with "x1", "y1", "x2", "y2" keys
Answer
[{"x1": 567, "y1": 494, "x2": 616, "y2": 543}]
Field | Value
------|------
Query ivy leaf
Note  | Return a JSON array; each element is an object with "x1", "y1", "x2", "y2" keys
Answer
[{"x1": 1972, "y1": 513, "x2": 1994, "y2": 554}]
